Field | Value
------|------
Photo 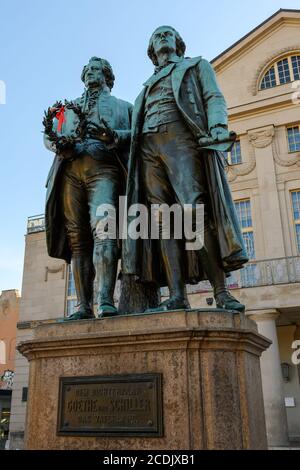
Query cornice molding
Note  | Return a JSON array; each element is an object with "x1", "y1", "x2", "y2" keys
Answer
[
  {"x1": 213, "y1": 15, "x2": 300, "y2": 73},
  {"x1": 247, "y1": 309, "x2": 280, "y2": 322},
  {"x1": 17, "y1": 328, "x2": 270, "y2": 361},
  {"x1": 228, "y1": 97, "x2": 296, "y2": 122}
]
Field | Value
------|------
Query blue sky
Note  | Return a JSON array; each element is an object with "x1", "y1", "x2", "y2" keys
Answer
[{"x1": 0, "y1": 0, "x2": 299, "y2": 292}]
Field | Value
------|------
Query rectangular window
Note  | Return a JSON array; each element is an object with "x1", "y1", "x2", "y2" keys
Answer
[
  {"x1": 291, "y1": 190, "x2": 300, "y2": 252},
  {"x1": 235, "y1": 199, "x2": 255, "y2": 260},
  {"x1": 287, "y1": 126, "x2": 300, "y2": 153},
  {"x1": 65, "y1": 265, "x2": 98, "y2": 317},
  {"x1": 66, "y1": 265, "x2": 77, "y2": 317},
  {"x1": 66, "y1": 298, "x2": 77, "y2": 317},
  {"x1": 291, "y1": 56, "x2": 300, "y2": 81},
  {"x1": 277, "y1": 58, "x2": 291, "y2": 85},
  {"x1": 242, "y1": 231, "x2": 255, "y2": 260},
  {"x1": 296, "y1": 225, "x2": 300, "y2": 253},
  {"x1": 235, "y1": 199, "x2": 256, "y2": 287},
  {"x1": 22, "y1": 387, "x2": 28, "y2": 402},
  {"x1": 67, "y1": 265, "x2": 76, "y2": 297},
  {"x1": 223, "y1": 141, "x2": 242, "y2": 165},
  {"x1": 229, "y1": 141, "x2": 242, "y2": 165},
  {"x1": 235, "y1": 199, "x2": 253, "y2": 230},
  {"x1": 240, "y1": 264, "x2": 257, "y2": 287}
]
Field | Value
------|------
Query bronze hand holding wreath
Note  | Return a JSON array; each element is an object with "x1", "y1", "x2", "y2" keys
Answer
[{"x1": 43, "y1": 100, "x2": 87, "y2": 158}]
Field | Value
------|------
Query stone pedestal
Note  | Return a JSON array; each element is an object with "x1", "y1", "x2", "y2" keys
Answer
[{"x1": 18, "y1": 309, "x2": 270, "y2": 450}]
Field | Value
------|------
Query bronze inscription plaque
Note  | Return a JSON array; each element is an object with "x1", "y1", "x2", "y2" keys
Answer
[{"x1": 57, "y1": 374, "x2": 163, "y2": 437}]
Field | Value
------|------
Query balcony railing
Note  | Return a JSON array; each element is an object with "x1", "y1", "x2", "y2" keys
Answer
[
  {"x1": 227, "y1": 256, "x2": 300, "y2": 288},
  {"x1": 27, "y1": 214, "x2": 45, "y2": 234},
  {"x1": 166, "y1": 256, "x2": 300, "y2": 295},
  {"x1": 26, "y1": 214, "x2": 300, "y2": 291}
]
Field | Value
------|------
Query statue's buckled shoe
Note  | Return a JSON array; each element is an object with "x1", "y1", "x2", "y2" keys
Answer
[
  {"x1": 145, "y1": 297, "x2": 190, "y2": 313},
  {"x1": 64, "y1": 308, "x2": 95, "y2": 321},
  {"x1": 98, "y1": 303, "x2": 118, "y2": 318},
  {"x1": 215, "y1": 291, "x2": 245, "y2": 313}
]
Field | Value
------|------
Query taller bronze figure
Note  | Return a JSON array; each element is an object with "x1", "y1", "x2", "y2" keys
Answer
[
  {"x1": 123, "y1": 26, "x2": 248, "y2": 312},
  {"x1": 44, "y1": 57, "x2": 132, "y2": 320}
]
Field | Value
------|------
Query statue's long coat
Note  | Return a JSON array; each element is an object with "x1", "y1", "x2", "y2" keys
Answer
[
  {"x1": 45, "y1": 91, "x2": 132, "y2": 263},
  {"x1": 122, "y1": 56, "x2": 248, "y2": 286}
]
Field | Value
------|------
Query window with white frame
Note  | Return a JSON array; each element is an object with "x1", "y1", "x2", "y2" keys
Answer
[
  {"x1": 223, "y1": 140, "x2": 242, "y2": 165},
  {"x1": 65, "y1": 265, "x2": 99, "y2": 316},
  {"x1": 291, "y1": 55, "x2": 300, "y2": 80},
  {"x1": 260, "y1": 65, "x2": 276, "y2": 89},
  {"x1": 234, "y1": 199, "x2": 255, "y2": 260},
  {"x1": 291, "y1": 190, "x2": 300, "y2": 253},
  {"x1": 66, "y1": 265, "x2": 77, "y2": 317},
  {"x1": 260, "y1": 55, "x2": 300, "y2": 90},
  {"x1": 287, "y1": 125, "x2": 300, "y2": 153},
  {"x1": 234, "y1": 199, "x2": 256, "y2": 286}
]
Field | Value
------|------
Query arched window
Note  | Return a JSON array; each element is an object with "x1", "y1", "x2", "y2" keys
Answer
[{"x1": 260, "y1": 55, "x2": 300, "y2": 90}]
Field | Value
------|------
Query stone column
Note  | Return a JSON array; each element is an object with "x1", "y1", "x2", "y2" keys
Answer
[{"x1": 248, "y1": 309, "x2": 289, "y2": 447}]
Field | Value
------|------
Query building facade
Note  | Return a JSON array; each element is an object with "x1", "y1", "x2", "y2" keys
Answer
[
  {"x1": 0, "y1": 289, "x2": 20, "y2": 448},
  {"x1": 9, "y1": 9, "x2": 300, "y2": 449},
  {"x1": 209, "y1": 8, "x2": 300, "y2": 447}
]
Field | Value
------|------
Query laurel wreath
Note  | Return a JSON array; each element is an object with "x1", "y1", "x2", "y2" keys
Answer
[{"x1": 43, "y1": 100, "x2": 87, "y2": 153}]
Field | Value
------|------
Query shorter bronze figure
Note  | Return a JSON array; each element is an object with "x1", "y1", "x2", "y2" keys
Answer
[{"x1": 44, "y1": 57, "x2": 132, "y2": 320}]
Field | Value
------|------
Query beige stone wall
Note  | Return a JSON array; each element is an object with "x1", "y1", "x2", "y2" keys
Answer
[
  {"x1": 20, "y1": 232, "x2": 66, "y2": 322},
  {"x1": 212, "y1": 12, "x2": 300, "y2": 265},
  {"x1": 9, "y1": 231, "x2": 67, "y2": 449},
  {"x1": 211, "y1": 14, "x2": 300, "y2": 288},
  {"x1": 211, "y1": 10, "x2": 300, "y2": 445},
  {"x1": 214, "y1": 11, "x2": 300, "y2": 106},
  {"x1": 0, "y1": 290, "x2": 20, "y2": 379}
]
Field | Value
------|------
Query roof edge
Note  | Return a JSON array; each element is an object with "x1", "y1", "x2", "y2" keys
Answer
[{"x1": 211, "y1": 9, "x2": 300, "y2": 64}]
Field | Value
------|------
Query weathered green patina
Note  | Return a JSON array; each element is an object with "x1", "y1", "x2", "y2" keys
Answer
[
  {"x1": 122, "y1": 26, "x2": 248, "y2": 312},
  {"x1": 44, "y1": 57, "x2": 132, "y2": 319}
]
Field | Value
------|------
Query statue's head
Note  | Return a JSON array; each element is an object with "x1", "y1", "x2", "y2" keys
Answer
[
  {"x1": 147, "y1": 26, "x2": 186, "y2": 66},
  {"x1": 81, "y1": 57, "x2": 115, "y2": 90}
]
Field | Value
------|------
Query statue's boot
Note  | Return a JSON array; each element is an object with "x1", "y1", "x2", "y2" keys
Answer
[
  {"x1": 199, "y1": 227, "x2": 245, "y2": 313},
  {"x1": 66, "y1": 255, "x2": 95, "y2": 320},
  {"x1": 146, "y1": 238, "x2": 190, "y2": 312},
  {"x1": 94, "y1": 241, "x2": 119, "y2": 318},
  {"x1": 214, "y1": 290, "x2": 245, "y2": 312}
]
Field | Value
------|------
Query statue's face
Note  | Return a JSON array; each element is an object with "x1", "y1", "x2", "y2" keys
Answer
[
  {"x1": 84, "y1": 60, "x2": 105, "y2": 88},
  {"x1": 151, "y1": 27, "x2": 177, "y2": 56}
]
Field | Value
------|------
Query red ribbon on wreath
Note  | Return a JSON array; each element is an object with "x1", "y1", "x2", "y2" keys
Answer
[{"x1": 55, "y1": 106, "x2": 66, "y2": 133}]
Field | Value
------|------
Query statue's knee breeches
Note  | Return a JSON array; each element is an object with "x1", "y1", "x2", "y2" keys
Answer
[
  {"x1": 66, "y1": 229, "x2": 93, "y2": 256},
  {"x1": 61, "y1": 157, "x2": 121, "y2": 255}
]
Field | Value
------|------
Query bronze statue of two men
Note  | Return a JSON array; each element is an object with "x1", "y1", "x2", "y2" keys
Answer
[{"x1": 44, "y1": 26, "x2": 248, "y2": 320}]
